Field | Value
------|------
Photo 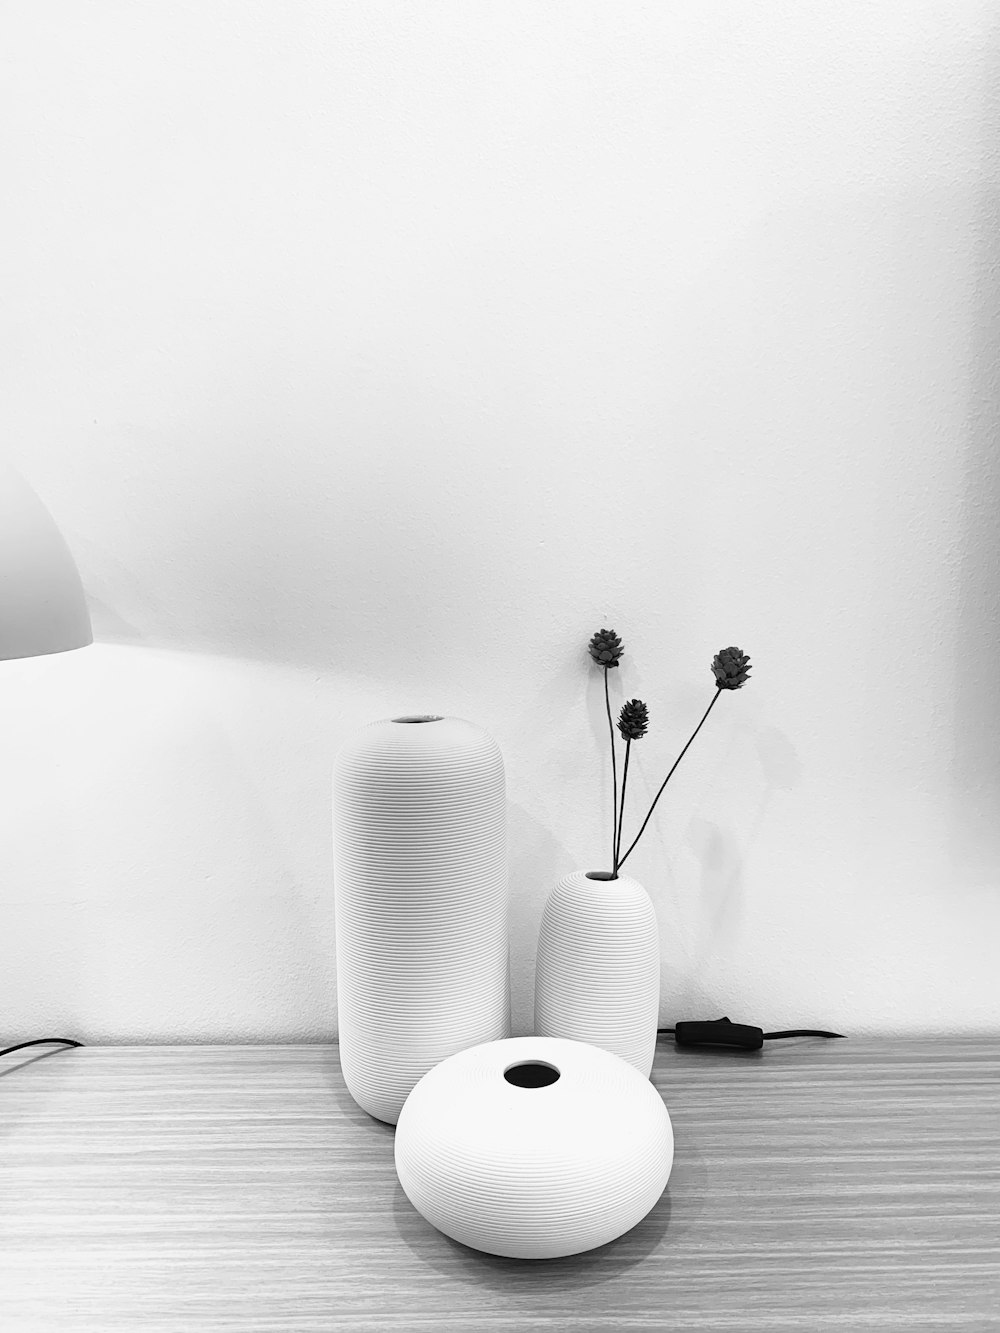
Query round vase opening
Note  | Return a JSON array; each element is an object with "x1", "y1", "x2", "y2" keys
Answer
[
  {"x1": 586, "y1": 871, "x2": 618, "y2": 881},
  {"x1": 503, "y1": 1061, "x2": 561, "y2": 1089},
  {"x1": 391, "y1": 715, "x2": 444, "y2": 723}
]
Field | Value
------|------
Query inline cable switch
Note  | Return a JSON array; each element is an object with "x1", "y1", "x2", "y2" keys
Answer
[
  {"x1": 673, "y1": 1017, "x2": 765, "y2": 1050},
  {"x1": 668, "y1": 1016, "x2": 846, "y2": 1050}
]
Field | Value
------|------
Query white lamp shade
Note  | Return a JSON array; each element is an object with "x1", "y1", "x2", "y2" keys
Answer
[{"x1": 0, "y1": 464, "x2": 93, "y2": 661}]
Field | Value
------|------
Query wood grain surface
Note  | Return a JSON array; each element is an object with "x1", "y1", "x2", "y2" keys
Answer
[{"x1": 0, "y1": 1037, "x2": 998, "y2": 1331}]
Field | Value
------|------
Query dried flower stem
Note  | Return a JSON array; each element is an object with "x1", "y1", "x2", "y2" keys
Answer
[
  {"x1": 614, "y1": 737, "x2": 633, "y2": 874},
  {"x1": 603, "y1": 667, "x2": 619, "y2": 878},
  {"x1": 616, "y1": 687, "x2": 722, "y2": 873}
]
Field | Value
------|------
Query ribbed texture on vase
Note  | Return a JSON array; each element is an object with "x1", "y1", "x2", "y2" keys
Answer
[
  {"x1": 533, "y1": 870, "x2": 659, "y2": 1078},
  {"x1": 395, "y1": 1036, "x2": 674, "y2": 1259},
  {"x1": 334, "y1": 716, "x2": 511, "y2": 1125}
]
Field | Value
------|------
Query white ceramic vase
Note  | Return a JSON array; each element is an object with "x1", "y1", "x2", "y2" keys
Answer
[
  {"x1": 333, "y1": 714, "x2": 511, "y2": 1125},
  {"x1": 533, "y1": 869, "x2": 660, "y2": 1078},
  {"x1": 395, "y1": 1036, "x2": 674, "y2": 1259}
]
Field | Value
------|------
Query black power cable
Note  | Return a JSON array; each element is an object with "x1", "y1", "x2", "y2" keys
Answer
[
  {"x1": 1, "y1": 1019, "x2": 845, "y2": 1065},
  {"x1": 659, "y1": 1016, "x2": 845, "y2": 1050},
  {"x1": 0, "y1": 1038, "x2": 83, "y2": 1059}
]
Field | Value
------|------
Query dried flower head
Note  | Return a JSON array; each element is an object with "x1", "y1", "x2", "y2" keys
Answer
[
  {"x1": 588, "y1": 627, "x2": 624, "y2": 669},
  {"x1": 617, "y1": 698, "x2": 649, "y2": 740},
  {"x1": 711, "y1": 647, "x2": 752, "y2": 690}
]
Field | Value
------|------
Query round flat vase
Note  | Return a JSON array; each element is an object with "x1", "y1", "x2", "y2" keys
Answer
[
  {"x1": 394, "y1": 1035, "x2": 674, "y2": 1259},
  {"x1": 533, "y1": 869, "x2": 660, "y2": 1078},
  {"x1": 334, "y1": 715, "x2": 511, "y2": 1125}
]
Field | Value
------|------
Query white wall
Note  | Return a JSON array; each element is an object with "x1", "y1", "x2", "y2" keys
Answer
[{"x1": 1, "y1": 1, "x2": 998, "y2": 1042}]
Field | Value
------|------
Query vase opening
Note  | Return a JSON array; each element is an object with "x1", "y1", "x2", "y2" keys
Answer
[
  {"x1": 391, "y1": 715, "x2": 444, "y2": 723},
  {"x1": 503, "y1": 1061, "x2": 561, "y2": 1089},
  {"x1": 586, "y1": 871, "x2": 618, "y2": 881}
]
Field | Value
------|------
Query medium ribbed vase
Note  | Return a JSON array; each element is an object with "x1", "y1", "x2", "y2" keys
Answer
[
  {"x1": 533, "y1": 870, "x2": 659, "y2": 1078},
  {"x1": 333, "y1": 714, "x2": 510, "y2": 1125}
]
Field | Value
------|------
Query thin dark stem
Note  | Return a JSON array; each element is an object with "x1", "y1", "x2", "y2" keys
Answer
[
  {"x1": 604, "y1": 667, "x2": 618, "y2": 877},
  {"x1": 617, "y1": 688, "x2": 723, "y2": 873},
  {"x1": 615, "y1": 737, "x2": 632, "y2": 873}
]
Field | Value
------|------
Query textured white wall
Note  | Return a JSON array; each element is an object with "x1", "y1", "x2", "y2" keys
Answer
[{"x1": 1, "y1": 1, "x2": 998, "y2": 1042}]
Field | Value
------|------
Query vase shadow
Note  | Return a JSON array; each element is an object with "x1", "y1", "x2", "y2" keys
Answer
[
  {"x1": 505, "y1": 797, "x2": 575, "y2": 1037},
  {"x1": 390, "y1": 1172, "x2": 674, "y2": 1288}
]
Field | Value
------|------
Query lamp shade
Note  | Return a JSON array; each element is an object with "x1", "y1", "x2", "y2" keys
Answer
[{"x1": 0, "y1": 464, "x2": 92, "y2": 661}]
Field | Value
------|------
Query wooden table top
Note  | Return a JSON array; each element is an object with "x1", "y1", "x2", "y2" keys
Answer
[{"x1": 1, "y1": 1036, "x2": 997, "y2": 1331}]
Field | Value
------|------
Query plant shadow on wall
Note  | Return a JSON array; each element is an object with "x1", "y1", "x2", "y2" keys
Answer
[{"x1": 678, "y1": 726, "x2": 802, "y2": 1006}]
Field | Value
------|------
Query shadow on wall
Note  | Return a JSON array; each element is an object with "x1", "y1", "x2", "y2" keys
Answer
[
  {"x1": 949, "y1": 23, "x2": 1000, "y2": 891},
  {"x1": 661, "y1": 724, "x2": 800, "y2": 1016},
  {"x1": 64, "y1": 431, "x2": 506, "y2": 678},
  {"x1": 505, "y1": 798, "x2": 571, "y2": 1038},
  {"x1": 684, "y1": 724, "x2": 801, "y2": 958}
]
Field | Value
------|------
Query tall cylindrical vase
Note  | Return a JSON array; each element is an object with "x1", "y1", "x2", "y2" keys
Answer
[
  {"x1": 334, "y1": 714, "x2": 510, "y2": 1125},
  {"x1": 533, "y1": 869, "x2": 659, "y2": 1078}
]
